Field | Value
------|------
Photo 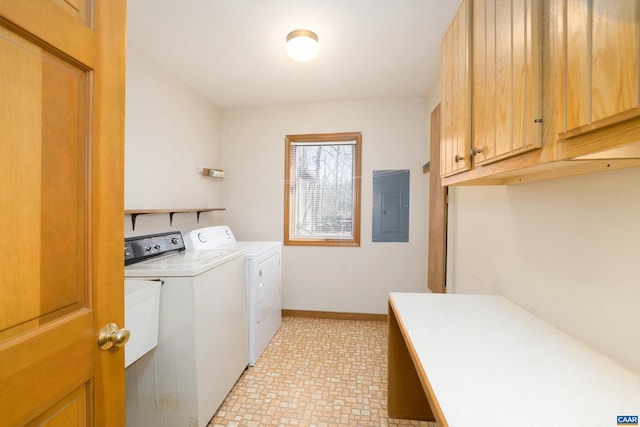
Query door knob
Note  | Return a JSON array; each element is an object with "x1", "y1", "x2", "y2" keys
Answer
[{"x1": 98, "y1": 323, "x2": 131, "y2": 350}]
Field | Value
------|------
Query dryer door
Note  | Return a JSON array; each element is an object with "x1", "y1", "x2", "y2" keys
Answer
[
  {"x1": 256, "y1": 252, "x2": 282, "y2": 324},
  {"x1": 248, "y1": 248, "x2": 282, "y2": 365}
]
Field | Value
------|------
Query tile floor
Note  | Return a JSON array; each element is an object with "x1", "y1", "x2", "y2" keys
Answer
[{"x1": 209, "y1": 316, "x2": 435, "y2": 427}]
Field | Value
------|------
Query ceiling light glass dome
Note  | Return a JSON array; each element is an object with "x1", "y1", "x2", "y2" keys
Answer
[{"x1": 286, "y1": 29, "x2": 319, "y2": 62}]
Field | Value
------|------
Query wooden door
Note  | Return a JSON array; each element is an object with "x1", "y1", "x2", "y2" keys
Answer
[
  {"x1": 472, "y1": 0, "x2": 542, "y2": 165},
  {"x1": 427, "y1": 105, "x2": 447, "y2": 294},
  {"x1": 440, "y1": 0, "x2": 471, "y2": 178},
  {"x1": 0, "y1": 1, "x2": 126, "y2": 425}
]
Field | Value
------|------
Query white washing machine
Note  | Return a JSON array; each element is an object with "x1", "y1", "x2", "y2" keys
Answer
[
  {"x1": 186, "y1": 225, "x2": 282, "y2": 366},
  {"x1": 124, "y1": 231, "x2": 247, "y2": 427}
]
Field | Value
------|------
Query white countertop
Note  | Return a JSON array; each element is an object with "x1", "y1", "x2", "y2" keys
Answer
[{"x1": 389, "y1": 293, "x2": 640, "y2": 427}]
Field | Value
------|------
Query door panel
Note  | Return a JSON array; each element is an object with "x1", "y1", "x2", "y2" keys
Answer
[
  {"x1": 0, "y1": 0, "x2": 126, "y2": 425},
  {"x1": 26, "y1": 385, "x2": 89, "y2": 427},
  {"x1": 40, "y1": 51, "x2": 89, "y2": 324},
  {"x1": 0, "y1": 9, "x2": 89, "y2": 345},
  {"x1": 0, "y1": 313, "x2": 93, "y2": 426},
  {"x1": 0, "y1": 25, "x2": 44, "y2": 341},
  {"x1": 49, "y1": 0, "x2": 91, "y2": 25}
]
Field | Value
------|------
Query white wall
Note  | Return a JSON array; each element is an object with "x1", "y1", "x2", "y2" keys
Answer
[
  {"x1": 125, "y1": 44, "x2": 224, "y2": 236},
  {"x1": 448, "y1": 167, "x2": 640, "y2": 373},
  {"x1": 424, "y1": 82, "x2": 441, "y2": 141},
  {"x1": 124, "y1": 50, "x2": 429, "y2": 314},
  {"x1": 220, "y1": 98, "x2": 429, "y2": 314}
]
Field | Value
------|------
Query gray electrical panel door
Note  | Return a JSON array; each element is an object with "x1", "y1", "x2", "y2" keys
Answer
[{"x1": 372, "y1": 170, "x2": 409, "y2": 242}]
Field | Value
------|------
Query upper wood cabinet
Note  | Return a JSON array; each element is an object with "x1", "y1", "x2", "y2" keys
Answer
[
  {"x1": 440, "y1": 0, "x2": 471, "y2": 178},
  {"x1": 558, "y1": 0, "x2": 640, "y2": 155},
  {"x1": 440, "y1": 0, "x2": 543, "y2": 179},
  {"x1": 472, "y1": 0, "x2": 543, "y2": 165},
  {"x1": 439, "y1": 0, "x2": 640, "y2": 185}
]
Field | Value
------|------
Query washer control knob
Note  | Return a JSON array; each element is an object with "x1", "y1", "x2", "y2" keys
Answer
[
  {"x1": 154, "y1": 244, "x2": 161, "y2": 250},
  {"x1": 198, "y1": 233, "x2": 207, "y2": 243},
  {"x1": 171, "y1": 237, "x2": 179, "y2": 245},
  {"x1": 145, "y1": 246, "x2": 152, "y2": 252}
]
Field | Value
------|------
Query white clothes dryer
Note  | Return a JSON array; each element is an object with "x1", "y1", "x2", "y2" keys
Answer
[{"x1": 186, "y1": 225, "x2": 282, "y2": 366}]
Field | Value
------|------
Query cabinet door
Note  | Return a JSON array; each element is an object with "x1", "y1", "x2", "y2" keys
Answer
[
  {"x1": 440, "y1": 0, "x2": 472, "y2": 178},
  {"x1": 562, "y1": 0, "x2": 640, "y2": 137},
  {"x1": 472, "y1": 0, "x2": 543, "y2": 165}
]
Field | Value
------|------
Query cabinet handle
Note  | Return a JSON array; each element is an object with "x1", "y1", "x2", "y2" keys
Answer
[
  {"x1": 454, "y1": 154, "x2": 462, "y2": 163},
  {"x1": 471, "y1": 148, "x2": 483, "y2": 156}
]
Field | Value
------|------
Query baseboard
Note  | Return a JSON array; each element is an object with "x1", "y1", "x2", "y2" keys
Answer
[{"x1": 282, "y1": 309, "x2": 387, "y2": 322}]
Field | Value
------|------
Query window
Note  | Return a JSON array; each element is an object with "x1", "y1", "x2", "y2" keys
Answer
[{"x1": 284, "y1": 132, "x2": 362, "y2": 246}]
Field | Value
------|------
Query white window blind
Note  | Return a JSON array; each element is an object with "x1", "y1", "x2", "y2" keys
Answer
[{"x1": 289, "y1": 141, "x2": 356, "y2": 240}]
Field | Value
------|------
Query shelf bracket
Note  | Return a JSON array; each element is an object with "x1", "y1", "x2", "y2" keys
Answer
[{"x1": 131, "y1": 213, "x2": 140, "y2": 231}]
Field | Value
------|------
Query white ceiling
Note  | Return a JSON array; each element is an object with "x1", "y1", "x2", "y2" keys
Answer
[{"x1": 127, "y1": 0, "x2": 462, "y2": 109}]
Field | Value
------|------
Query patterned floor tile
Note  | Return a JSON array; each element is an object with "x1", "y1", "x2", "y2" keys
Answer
[{"x1": 209, "y1": 317, "x2": 435, "y2": 427}]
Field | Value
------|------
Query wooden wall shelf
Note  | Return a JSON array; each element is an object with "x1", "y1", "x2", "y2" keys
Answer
[{"x1": 124, "y1": 208, "x2": 225, "y2": 230}]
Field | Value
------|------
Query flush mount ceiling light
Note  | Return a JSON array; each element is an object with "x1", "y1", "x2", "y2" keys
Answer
[{"x1": 286, "y1": 29, "x2": 319, "y2": 62}]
